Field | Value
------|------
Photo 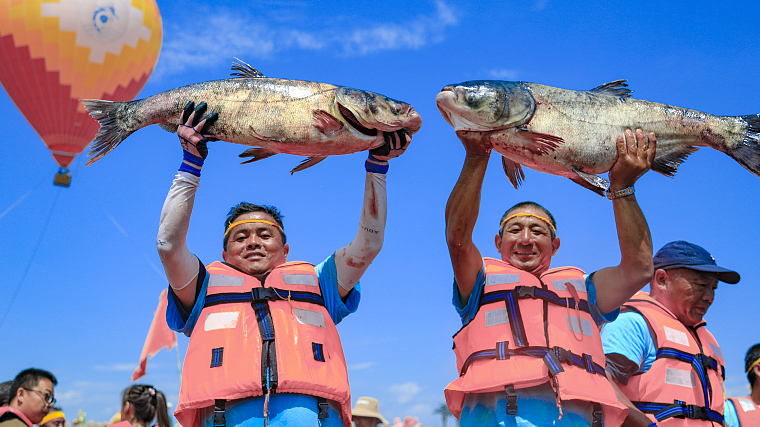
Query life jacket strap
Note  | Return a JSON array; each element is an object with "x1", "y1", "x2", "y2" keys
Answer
[
  {"x1": 591, "y1": 402, "x2": 603, "y2": 427},
  {"x1": 482, "y1": 286, "x2": 592, "y2": 314},
  {"x1": 459, "y1": 344, "x2": 604, "y2": 377},
  {"x1": 504, "y1": 385, "x2": 518, "y2": 415},
  {"x1": 203, "y1": 288, "x2": 325, "y2": 308},
  {"x1": 317, "y1": 397, "x2": 330, "y2": 419},
  {"x1": 213, "y1": 400, "x2": 226, "y2": 427},
  {"x1": 633, "y1": 400, "x2": 723, "y2": 423},
  {"x1": 656, "y1": 347, "x2": 718, "y2": 407}
]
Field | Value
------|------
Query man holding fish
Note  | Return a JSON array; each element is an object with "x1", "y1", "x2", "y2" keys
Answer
[
  {"x1": 156, "y1": 101, "x2": 410, "y2": 427},
  {"x1": 443, "y1": 128, "x2": 657, "y2": 426}
]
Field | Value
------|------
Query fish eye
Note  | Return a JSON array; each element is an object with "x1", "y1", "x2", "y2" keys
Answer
[
  {"x1": 466, "y1": 92, "x2": 476, "y2": 103},
  {"x1": 391, "y1": 104, "x2": 402, "y2": 115}
]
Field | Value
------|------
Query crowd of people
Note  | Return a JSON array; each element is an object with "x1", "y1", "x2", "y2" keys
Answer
[{"x1": 5, "y1": 106, "x2": 758, "y2": 427}]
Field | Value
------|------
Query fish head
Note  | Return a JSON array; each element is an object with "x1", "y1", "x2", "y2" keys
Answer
[
  {"x1": 335, "y1": 87, "x2": 422, "y2": 136},
  {"x1": 436, "y1": 80, "x2": 535, "y2": 131}
]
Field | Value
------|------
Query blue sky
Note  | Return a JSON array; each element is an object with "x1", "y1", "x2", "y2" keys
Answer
[{"x1": 1, "y1": 0, "x2": 759, "y2": 425}]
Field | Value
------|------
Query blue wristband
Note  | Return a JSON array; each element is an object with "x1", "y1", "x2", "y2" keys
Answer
[
  {"x1": 179, "y1": 150, "x2": 204, "y2": 176},
  {"x1": 365, "y1": 154, "x2": 389, "y2": 174},
  {"x1": 648, "y1": 423, "x2": 658, "y2": 427}
]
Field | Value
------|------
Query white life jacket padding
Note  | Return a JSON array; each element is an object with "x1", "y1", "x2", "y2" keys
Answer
[
  {"x1": 619, "y1": 292, "x2": 725, "y2": 426},
  {"x1": 445, "y1": 257, "x2": 627, "y2": 426},
  {"x1": 174, "y1": 261, "x2": 351, "y2": 427}
]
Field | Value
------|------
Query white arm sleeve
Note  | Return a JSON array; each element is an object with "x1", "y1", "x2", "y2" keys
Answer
[
  {"x1": 156, "y1": 171, "x2": 202, "y2": 291},
  {"x1": 334, "y1": 172, "x2": 387, "y2": 291}
]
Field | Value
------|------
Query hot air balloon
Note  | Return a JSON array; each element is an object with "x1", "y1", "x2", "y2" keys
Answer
[{"x1": 0, "y1": 0, "x2": 162, "y2": 186}]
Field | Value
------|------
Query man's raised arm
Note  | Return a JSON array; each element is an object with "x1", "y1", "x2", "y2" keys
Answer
[
  {"x1": 592, "y1": 129, "x2": 657, "y2": 314},
  {"x1": 334, "y1": 130, "x2": 410, "y2": 298},
  {"x1": 156, "y1": 101, "x2": 217, "y2": 310},
  {"x1": 445, "y1": 131, "x2": 492, "y2": 305}
]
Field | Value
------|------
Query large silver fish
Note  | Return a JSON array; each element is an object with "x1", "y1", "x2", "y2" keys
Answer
[
  {"x1": 436, "y1": 79, "x2": 760, "y2": 195},
  {"x1": 84, "y1": 60, "x2": 422, "y2": 172}
]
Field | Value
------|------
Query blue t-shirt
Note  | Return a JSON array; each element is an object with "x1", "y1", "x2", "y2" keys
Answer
[
  {"x1": 166, "y1": 253, "x2": 359, "y2": 427},
  {"x1": 723, "y1": 399, "x2": 740, "y2": 427},
  {"x1": 600, "y1": 311, "x2": 657, "y2": 380},
  {"x1": 452, "y1": 265, "x2": 619, "y2": 427}
]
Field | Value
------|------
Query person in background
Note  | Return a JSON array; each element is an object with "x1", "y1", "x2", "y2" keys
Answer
[
  {"x1": 0, "y1": 382, "x2": 11, "y2": 408},
  {"x1": 351, "y1": 397, "x2": 387, "y2": 427},
  {"x1": 108, "y1": 384, "x2": 171, "y2": 427},
  {"x1": 0, "y1": 368, "x2": 57, "y2": 427},
  {"x1": 39, "y1": 408, "x2": 66, "y2": 427},
  {"x1": 724, "y1": 343, "x2": 760, "y2": 427},
  {"x1": 602, "y1": 240, "x2": 739, "y2": 426}
]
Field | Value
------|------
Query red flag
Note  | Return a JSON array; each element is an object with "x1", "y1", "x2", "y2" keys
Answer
[{"x1": 132, "y1": 289, "x2": 177, "y2": 381}]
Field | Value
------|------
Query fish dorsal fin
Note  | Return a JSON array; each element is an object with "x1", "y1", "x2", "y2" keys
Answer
[
  {"x1": 231, "y1": 58, "x2": 266, "y2": 79},
  {"x1": 291, "y1": 156, "x2": 327, "y2": 174},
  {"x1": 589, "y1": 80, "x2": 632, "y2": 98},
  {"x1": 571, "y1": 167, "x2": 609, "y2": 196},
  {"x1": 501, "y1": 156, "x2": 525, "y2": 189},
  {"x1": 239, "y1": 147, "x2": 277, "y2": 164},
  {"x1": 651, "y1": 145, "x2": 699, "y2": 177}
]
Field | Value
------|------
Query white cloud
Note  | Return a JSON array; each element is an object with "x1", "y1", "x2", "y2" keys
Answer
[
  {"x1": 488, "y1": 69, "x2": 519, "y2": 80},
  {"x1": 348, "y1": 361, "x2": 378, "y2": 371},
  {"x1": 388, "y1": 382, "x2": 421, "y2": 403},
  {"x1": 153, "y1": 1, "x2": 459, "y2": 79},
  {"x1": 92, "y1": 363, "x2": 135, "y2": 372}
]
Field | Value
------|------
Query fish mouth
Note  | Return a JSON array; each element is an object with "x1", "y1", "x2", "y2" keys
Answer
[{"x1": 338, "y1": 103, "x2": 378, "y2": 137}]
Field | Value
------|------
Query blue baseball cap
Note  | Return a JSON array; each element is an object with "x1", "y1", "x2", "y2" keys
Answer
[{"x1": 653, "y1": 240, "x2": 740, "y2": 284}]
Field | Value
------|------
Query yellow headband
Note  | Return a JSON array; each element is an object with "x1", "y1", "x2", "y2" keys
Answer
[
  {"x1": 748, "y1": 357, "x2": 760, "y2": 374},
  {"x1": 500, "y1": 213, "x2": 556, "y2": 236},
  {"x1": 225, "y1": 219, "x2": 283, "y2": 237},
  {"x1": 40, "y1": 411, "x2": 65, "y2": 426}
]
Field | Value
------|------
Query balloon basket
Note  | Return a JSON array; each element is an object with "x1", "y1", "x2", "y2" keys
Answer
[{"x1": 54, "y1": 169, "x2": 71, "y2": 187}]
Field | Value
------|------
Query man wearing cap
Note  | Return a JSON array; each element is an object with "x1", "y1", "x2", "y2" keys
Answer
[
  {"x1": 444, "y1": 128, "x2": 657, "y2": 427},
  {"x1": 723, "y1": 343, "x2": 760, "y2": 426},
  {"x1": 351, "y1": 397, "x2": 387, "y2": 427},
  {"x1": 0, "y1": 368, "x2": 58, "y2": 427},
  {"x1": 158, "y1": 103, "x2": 410, "y2": 427},
  {"x1": 601, "y1": 240, "x2": 740, "y2": 426}
]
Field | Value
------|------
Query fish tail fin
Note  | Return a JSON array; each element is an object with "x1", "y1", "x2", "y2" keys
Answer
[
  {"x1": 82, "y1": 99, "x2": 136, "y2": 165},
  {"x1": 726, "y1": 114, "x2": 760, "y2": 177}
]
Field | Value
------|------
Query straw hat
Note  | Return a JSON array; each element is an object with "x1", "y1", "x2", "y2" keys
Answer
[{"x1": 351, "y1": 397, "x2": 388, "y2": 425}]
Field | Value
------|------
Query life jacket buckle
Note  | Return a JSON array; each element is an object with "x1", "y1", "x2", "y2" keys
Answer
[
  {"x1": 317, "y1": 399, "x2": 330, "y2": 419},
  {"x1": 582, "y1": 353, "x2": 595, "y2": 373},
  {"x1": 591, "y1": 402, "x2": 603, "y2": 427},
  {"x1": 213, "y1": 399, "x2": 226, "y2": 427},
  {"x1": 505, "y1": 385, "x2": 518, "y2": 415},
  {"x1": 517, "y1": 286, "x2": 536, "y2": 298},
  {"x1": 251, "y1": 287, "x2": 278, "y2": 302},
  {"x1": 684, "y1": 404, "x2": 708, "y2": 420},
  {"x1": 552, "y1": 346, "x2": 573, "y2": 364}
]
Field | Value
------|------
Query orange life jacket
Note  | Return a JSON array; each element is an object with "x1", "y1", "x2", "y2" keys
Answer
[
  {"x1": 618, "y1": 292, "x2": 725, "y2": 426},
  {"x1": 444, "y1": 257, "x2": 627, "y2": 426},
  {"x1": 727, "y1": 396, "x2": 760, "y2": 427},
  {"x1": 174, "y1": 261, "x2": 352, "y2": 427}
]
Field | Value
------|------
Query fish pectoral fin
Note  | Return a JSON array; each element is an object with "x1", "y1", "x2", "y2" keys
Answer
[
  {"x1": 158, "y1": 122, "x2": 179, "y2": 133},
  {"x1": 651, "y1": 145, "x2": 699, "y2": 177},
  {"x1": 589, "y1": 80, "x2": 632, "y2": 98},
  {"x1": 247, "y1": 126, "x2": 282, "y2": 142},
  {"x1": 517, "y1": 129, "x2": 564, "y2": 155},
  {"x1": 571, "y1": 167, "x2": 609, "y2": 196},
  {"x1": 312, "y1": 110, "x2": 345, "y2": 137},
  {"x1": 501, "y1": 156, "x2": 525, "y2": 190},
  {"x1": 230, "y1": 58, "x2": 266, "y2": 79},
  {"x1": 290, "y1": 156, "x2": 327, "y2": 174},
  {"x1": 239, "y1": 147, "x2": 277, "y2": 164}
]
